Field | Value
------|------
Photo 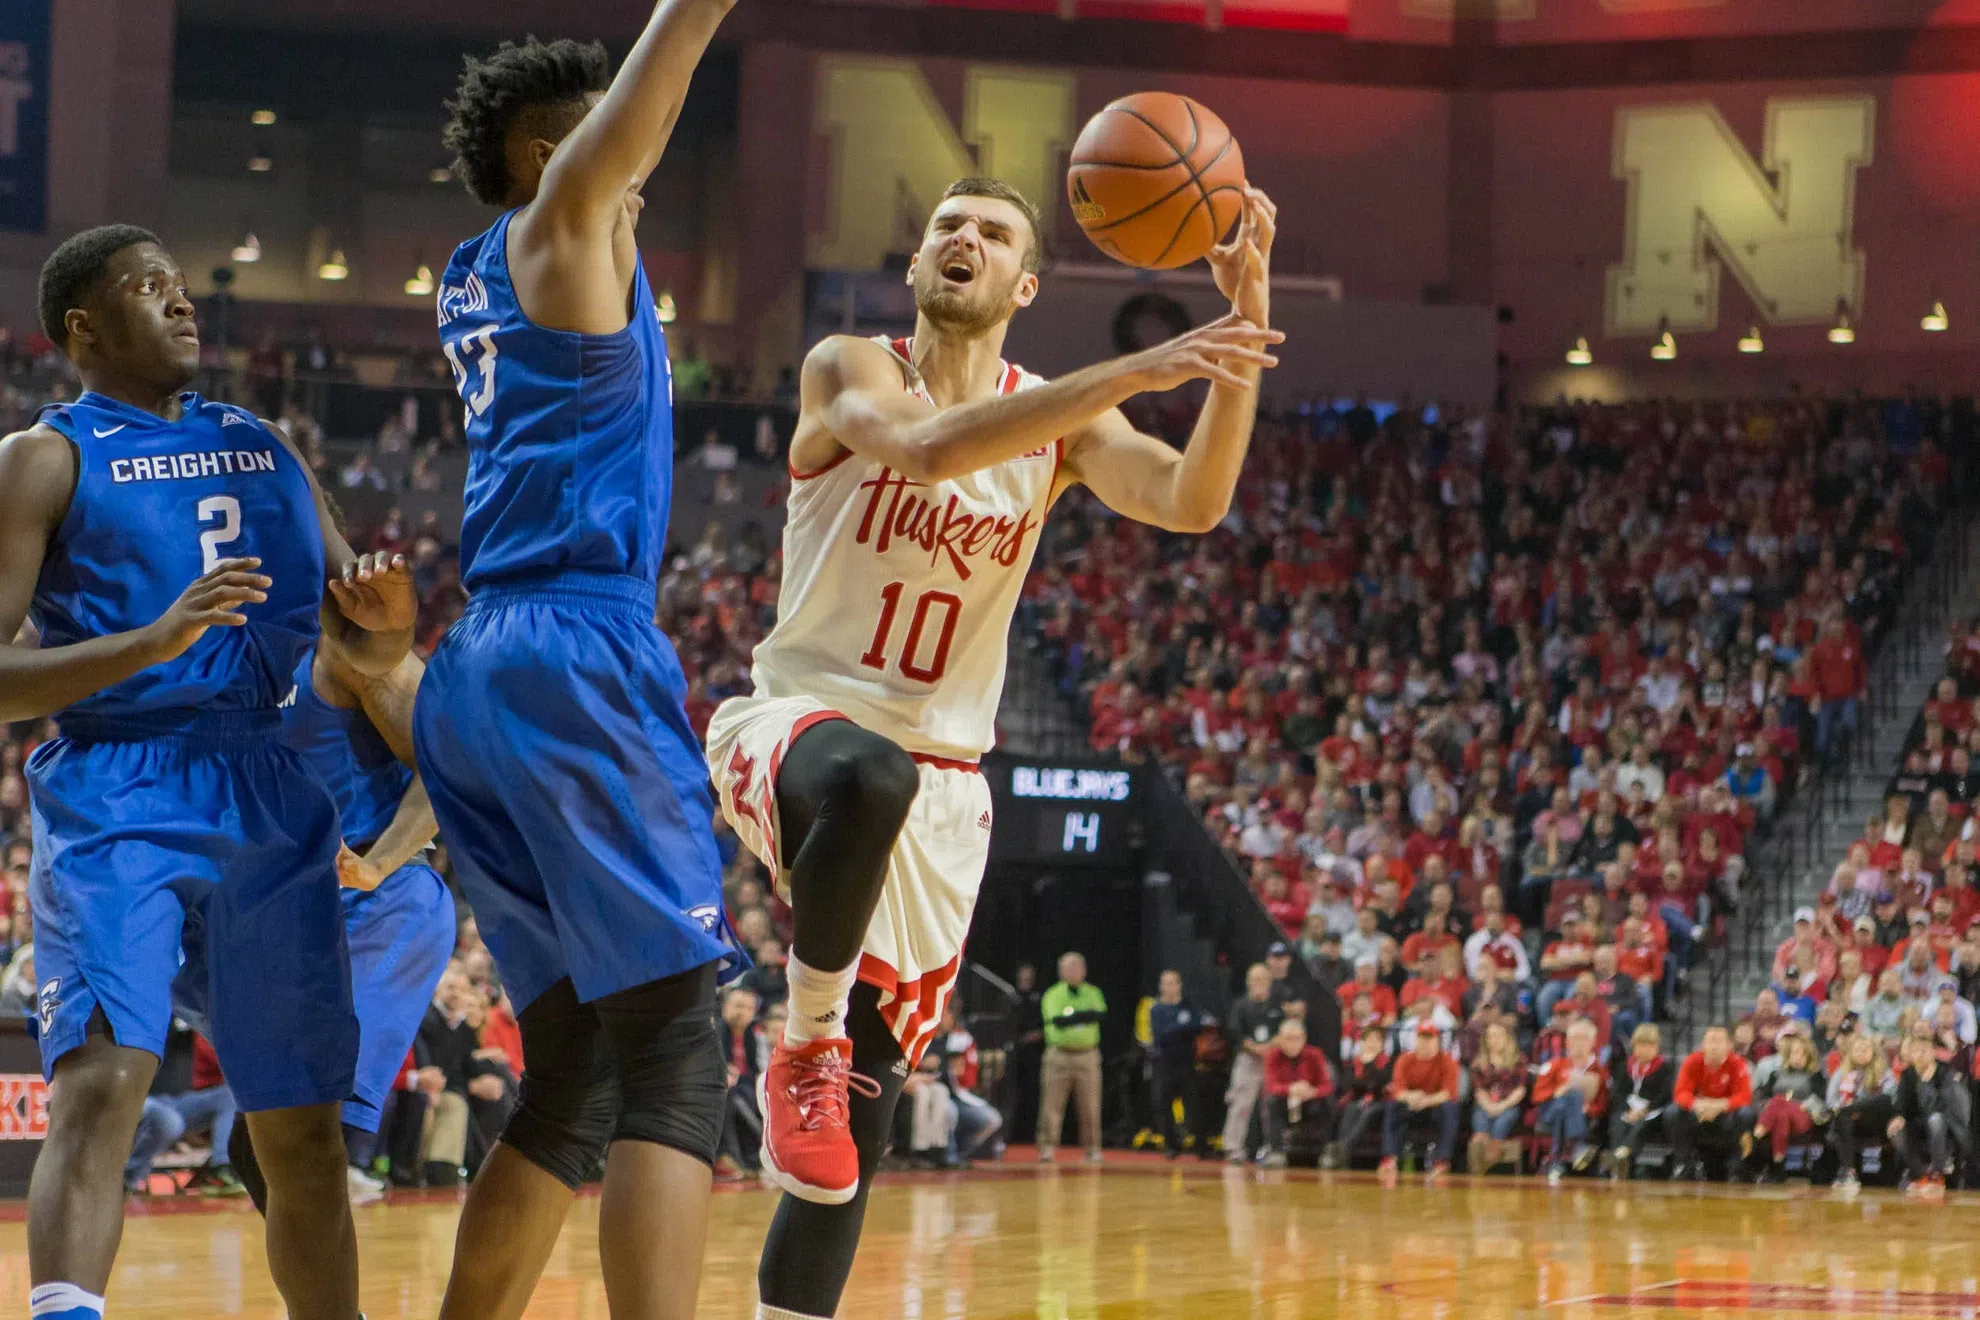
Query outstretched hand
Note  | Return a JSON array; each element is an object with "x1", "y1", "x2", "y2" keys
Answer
[
  {"x1": 1127, "y1": 311, "x2": 1284, "y2": 394},
  {"x1": 328, "y1": 551, "x2": 416, "y2": 634},
  {"x1": 1207, "y1": 186, "x2": 1276, "y2": 327},
  {"x1": 143, "y1": 558, "x2": 271, "y2": 663}
]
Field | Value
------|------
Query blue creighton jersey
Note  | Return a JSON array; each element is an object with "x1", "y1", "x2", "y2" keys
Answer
[
  {"x1": 280, "y1": 647, "x2": 410, "y2": 851},
  {"x1": 438, "y1": 209, "x2": 676, "y2": 590},
  {"x1": 30, "y1": 392, "x2": 323, "y2": 721}
]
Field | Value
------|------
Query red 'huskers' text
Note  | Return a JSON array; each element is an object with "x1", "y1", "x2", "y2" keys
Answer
[{"x1": 854, "y1": 467, "x2": 1037, "y2": 580}]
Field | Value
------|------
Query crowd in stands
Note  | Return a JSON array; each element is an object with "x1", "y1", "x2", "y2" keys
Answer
[
  {"x1": 0, "y1": 349, "x2": 1966, "y2": 1192},
  {"x1": 1071, "y1": 394, "x2": 1955, "y2": 1181}
]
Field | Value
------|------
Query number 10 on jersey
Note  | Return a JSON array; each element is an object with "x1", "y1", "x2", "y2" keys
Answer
[{"x1": 860, "y1": 582, "x2": 962, "y2": 683}]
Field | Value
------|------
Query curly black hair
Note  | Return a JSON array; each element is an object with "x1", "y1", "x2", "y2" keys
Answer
[
  {"x1": 443, "y1": 37, "x2": 612, "y2": 206},
  {"x1": 38, "y1": 223, "x2": 162, "y2": 349}
]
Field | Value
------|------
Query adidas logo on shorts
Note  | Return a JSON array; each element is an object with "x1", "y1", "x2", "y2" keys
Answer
[{"x1": 977, "y1": 810, "x2": 992, "y2": 831}]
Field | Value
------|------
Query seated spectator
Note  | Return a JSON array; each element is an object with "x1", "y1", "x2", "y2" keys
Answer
[
  {"x1": 1535, "y1": 911, "x2": 1598, "y2": 1023},
  {"x1": 1827, "y1": 1031, "x2": 1896, "y2": 1195},
  {"x1": 1400, "y1": 945, "x2": 1469, "y2": 1019},
  {"x1": 1589, "y1": 945, "x2": 1650, "y2": 1045},
  {"x1": 1894, "y1": 931, "x2": 1945, "y2": 1001},
  {"x1": 935, "y1": 1005, "x2": 1003, "y2": 1164},
  {"x1": 1465, "y1": 1019, "x2": 1528, "y2": 1175},
  {"x1": 1340, "y1": 906, "x2": 1386, "y2": 969},
  {"x1": 1463, "y1": 910, "x2": 1530, "y2": 983},
  {"x1": 410, "y1": 966, "x2": 482, "y2": 1187},
  {"x1": 1930, "y1": 977, "x2": 1977, "y2": 1044},
  {"x1": 1863, "y1": 968, "x2": 1910, "y2": 1038},
  {"x1": 1669, "y1": 1025, "x2": 1755, "y2": 1180},
  {"x1": 1377, "y1": 1028, "x2": 1461, "y2": 1184},
  {"x1": 902, "y1": 1049, "x2": 958, "y2": 1166},
  {"x1": 1747, "y1": 1028, "x2": 1827, "y2": 1182},
  {"x1": 1336, "y1": 957, "x2": 1398, "y2": 1027},
  {"x1": 1605, "y1": 1022, "x2": 1674, "y2": 1180},
  {"x1": 1521, "y1": 818, "x2": 1573, "y2": 908},
  {"x1": 124, "y1": 1094, "x2": 191, "y2": 1195},
  {"x1": 1888, "y1": 1033, "x2": 1971, "y2": 1195},
  {"x1": 1532, "y1": 1018, "x2": 1608, "y2": 1182},
  {"x1": 1325, "y1": 1025, "x2": 1392, "y2": 1170},
  {"x1": 1771, "y1": 908, "x2": 1837, "y2": 989},
  {"x1": 1908, "y1": 791, "x2": 1956, "y2": 870},
  {"x1": 1738, "y1": 988, "x2": 1791, "y2": 1059},
  {"x1": 1547, "y1": 971, "x2": 1614, "y2": 1053},
  {"x1": 1724, "y1": 743, "x2": 1777, "y2": 821},
  {"x1": 1303, "y1": 926, "x2": 1351, "y2": 994},
  {"x1": 1261, "y1": 1017, "x2": 1333, "y2": 1168},
  {"x1": 738, "y1": 935, "x2": 789, "y2": 1009},
  {"x1": 1307, "y1": 874, "x2": 1359, "y2": 940},
  {"x1": 0, "y1": 943, "x2": 34, "y2": 1016}
]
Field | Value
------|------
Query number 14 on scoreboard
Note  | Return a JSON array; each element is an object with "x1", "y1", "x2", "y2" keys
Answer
[{"x1": 1062, "y1": 811, "x2": 1100, "y2": 854}]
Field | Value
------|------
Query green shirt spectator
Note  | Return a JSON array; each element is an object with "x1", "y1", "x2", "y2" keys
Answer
[{"x1": 1042, "y1": 976, "x2": 1107, "y2": 1051}]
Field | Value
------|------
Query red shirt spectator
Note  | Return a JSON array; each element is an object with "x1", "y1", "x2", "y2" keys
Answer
[
  {"x1": 1809, "y1": 625, "x2": 1867, "y2": 701},
  {"x1": 1400, "y1": 929, "x2": 1460, "y2": 970},
  {"x1": 1531, "y1": 1048, "x2": 1610, "y2": 1120},
  {"x1": 1387, "y1": 1042, "x2": 1461, "y2": 1100},
  {"x1": 1401, "y1": 972, "x2": 1469, "y2": 1018},
  {"x1": 191, "y1": 1034, "x2": 225, "y2": 1091},
  {"x1": 1675, "y1": 1042, "x2": 1754, "y2": 1110},
  {"x1": 1337, "y1": 976, "x2": 1398, "y2": 1024},
  {"x1": 1264, "y1": 1041, "x2": 1334, "y2": 1098}
]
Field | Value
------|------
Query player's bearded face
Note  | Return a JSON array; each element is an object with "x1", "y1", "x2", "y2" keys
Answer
[
  {"x1": 910, "y1": 204, "x2": 1032, "y2": 332},
  {"x1": 911, "y1": 249, "x2": 1024, "y2": 332}
]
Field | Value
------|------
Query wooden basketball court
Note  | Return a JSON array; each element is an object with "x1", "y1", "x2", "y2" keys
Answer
[{"x1": 3, "y1": 1153, "x2": 1975, "y2": 1317}]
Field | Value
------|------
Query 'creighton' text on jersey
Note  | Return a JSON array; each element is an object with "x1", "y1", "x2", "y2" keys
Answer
[
  {"x1": 30, "y1": 393, "x2": 323, "y2": 720},
  {"x1": 438, "y1": 211, "x2": 676, "y2": 589}
]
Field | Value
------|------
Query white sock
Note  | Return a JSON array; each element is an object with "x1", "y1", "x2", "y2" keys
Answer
[
  {"x1": 30, "y1": 1282, "x2": 105, "y2": 1318},
  {"x1": 782, "y1": 955, "x2": 859, "y2": 1047},
  {"x1": 756, "y1": 1303, "x2": 831, "y2": 1320}
]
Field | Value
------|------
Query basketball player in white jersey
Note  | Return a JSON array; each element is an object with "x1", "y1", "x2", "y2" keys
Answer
[{"x1": 707, "y1": 175, "x2": 1276, "y2": 1320}]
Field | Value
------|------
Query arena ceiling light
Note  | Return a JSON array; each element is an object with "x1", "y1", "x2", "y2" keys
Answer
[
  {"x1": 318, "y1": 249, "x2": 350, "y2": 282},
  {"x1": 1564, "y1": 335, "x2": 1592, "y2": 367},
  {"x1": 1737, "y1": 325, "x2": 1764, "y2": 354},
  {"x1": 230, "y1": 232, "x2": 262, "y2": 264},
  {"x1": 251, "y1": 109, "x2": 277, "y2": 126},
  {"x1": 1650, "y1": 318, "x2": 1676, "y2": 361},
  {"x1": 1923, "y1": 299, "x2": 1949, "y2": 333},
  {"x1": 429, "y1": 167, "x2": 453, "y2": 185},
  {"x1": 404, "y1": 263, "x2": 435, "y2": 297},
  {"x1": 247, "y1": 154, "x2": 273, "y2": 173},
  {"x1": 1828, "y1": 300, "x2": 1855, "y2": 345}
]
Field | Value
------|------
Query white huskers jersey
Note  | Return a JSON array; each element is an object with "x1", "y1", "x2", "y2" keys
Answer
[{"x1": 747, "y1": 336, "x2": 1058, "y2": 761}]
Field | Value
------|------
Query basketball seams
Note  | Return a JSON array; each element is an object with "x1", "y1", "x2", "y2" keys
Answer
[
  {"x1": 1068, "y1": 93, "x2": 1244, "y2": 269},
  {"x1": 1071, "y1": 127, "x2": 1235, "y2": 241}
]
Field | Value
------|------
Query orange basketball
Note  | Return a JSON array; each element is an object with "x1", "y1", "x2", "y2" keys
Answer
[{"x1": 1066, "y1": 93, "x2": 1245, "y2": 270}]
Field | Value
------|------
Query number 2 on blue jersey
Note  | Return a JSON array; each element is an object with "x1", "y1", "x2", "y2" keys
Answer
[{"x1": 198, "y1": 494, "x2": 242, "y2": 571}]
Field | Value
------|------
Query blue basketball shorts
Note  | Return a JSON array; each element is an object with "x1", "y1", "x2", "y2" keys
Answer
[
  {"x1": 414, "y1": 572, "x2": 739, "y2": 1017},
  {"x1": 26, "y1": 710, "x2": 358, "y2": 1113},
  {"x1": 341, "y1": 860, "x2": 456, "y2": 1132}
]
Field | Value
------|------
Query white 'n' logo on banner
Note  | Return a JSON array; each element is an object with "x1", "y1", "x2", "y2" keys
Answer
[{"x1": 1606, "y1": 96, "x2": 1875, "y2": 336}]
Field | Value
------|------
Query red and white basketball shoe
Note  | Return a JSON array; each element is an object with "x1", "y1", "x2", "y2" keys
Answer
[{"x1": 758, "y1": 1037, "x2": 881, "y2": 1204}]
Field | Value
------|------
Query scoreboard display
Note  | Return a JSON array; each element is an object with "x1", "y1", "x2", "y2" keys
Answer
[{"x1": 984, "y1": 755, "x2": 1142, "y2": 868}]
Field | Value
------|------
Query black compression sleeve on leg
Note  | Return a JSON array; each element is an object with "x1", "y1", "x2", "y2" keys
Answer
[
  {"x1": 229, "y1": 1114, "x2": 268, "y2": 1216},
  {"x1": 757, "y1": 983, "x2": 908, "y2": 1317},
  {"x1": 775, "y1": 720, "x2": 921, "y2": 972}
]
